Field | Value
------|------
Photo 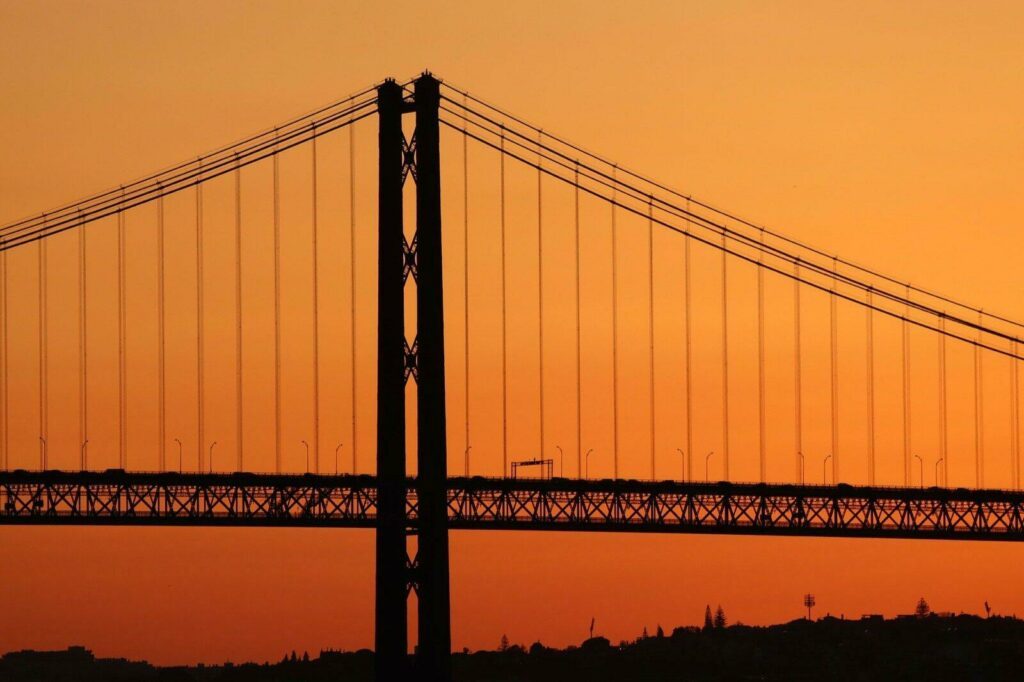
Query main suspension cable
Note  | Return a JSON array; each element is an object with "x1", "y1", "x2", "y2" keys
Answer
[
  {"x1": 445, "y1": 119, "x2": 1024, "y2": 361},
  {"x1": 439, "y1": 83, "x2": 1024, "y2": 334}
]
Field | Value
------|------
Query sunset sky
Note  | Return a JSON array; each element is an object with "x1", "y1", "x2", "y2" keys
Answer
[{"x1": 2, "y1": 0, "x2": 1024, "y2": 666}]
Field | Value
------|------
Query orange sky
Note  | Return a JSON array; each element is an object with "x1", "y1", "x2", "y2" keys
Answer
[{"x1": 2, "y1": 0, "x2": 1024, "y2": 666}]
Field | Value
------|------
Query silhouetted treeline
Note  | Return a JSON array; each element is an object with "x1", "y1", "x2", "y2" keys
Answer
[{"x1": 4, "y1": 613, "x2": 1024, "y2": 681}]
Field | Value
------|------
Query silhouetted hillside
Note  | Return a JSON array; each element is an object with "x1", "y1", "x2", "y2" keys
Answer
[{"x1": 4, "y1": 613, "x2": 1023, "y2": 681}]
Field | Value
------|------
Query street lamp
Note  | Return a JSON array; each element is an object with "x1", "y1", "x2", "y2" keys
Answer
[
  {"x1": 705, "y1": 451, "x2": 714, "y2": 482},
  {"x1": 335, "y1": 443, "x2": 343, "y2": 475},
  {"x1": 555, "y1": 445, "x2": 564, "y2": 477},
  {"x1": 464, "y1": 445, "x2": 472, "y2": 476},
  {"x1": 676, "y1": 448, "x2": 685, "y2": 481},
  {"x1": 935, "y1": 458, "x2": 944, "y2": 487},
  {"x1": 208, "y1": 441, "x2": 218, "y2": 473},
  {"x1": 302, "y1": 440, "x2": 310, "y2": 473},
  {"x1": 39, "y1": 436, "x2": 47, "y2": 470},
  {"x1": 585, "y1": 449, "x2": 595, "y2": 479},
  {"x1": 81, "y1": 440, "x2": 89, "y2": 471},
  {"x1": 914, "y1": 454, "x2": 924, "y2": 488},
  {"x1": 174, "y1": 438, "x2": 183, "y2": 473},
  {"x1": 823, "y1": 454, "x2": 833, "y2": 485}
]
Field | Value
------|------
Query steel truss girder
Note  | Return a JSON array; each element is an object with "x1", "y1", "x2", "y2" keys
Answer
[{"x1": 3, "y1": 471, "x2": 1024, "y2": 541}]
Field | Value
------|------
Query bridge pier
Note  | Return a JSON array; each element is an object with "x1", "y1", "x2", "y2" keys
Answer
[{"x1": 375, "y1": 73, "x2": 451, "y2": 682}]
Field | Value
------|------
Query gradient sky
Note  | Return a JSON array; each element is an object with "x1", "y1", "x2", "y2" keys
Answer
[{"x1": 2, "y1": 0, "x2": 1024, "y2": 666}]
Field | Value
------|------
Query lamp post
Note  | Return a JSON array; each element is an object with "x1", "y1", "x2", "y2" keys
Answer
[
  {"x1": 80, "y1": 440, "x2": 89, "y2": 471},
  {"x1": 585, "y1": 449, "x2": 594, "y2": 479},
  {"x1": 464, "y1": 445, "x2": 471, "y2": 476},
  {"x1": 302, "y1": 440, "x2": 310, "y2": 473},
  {"x1": 676, "y1": 448, "x2": 685, "y2": 481},
  {"x1": 705, "y1": 451, "x2": 714, "y2": 482},
  {"x1": 914, "y1": 454, "x2": 924, "y2": 488},
  {"x1": 823, "y1": 454, "x2": 832, "y2": 485},
  {"x1": 208, "y1": 441, "x2": 217, "y2": 473},
  {"x1": 173, "y1": 438, "x2": 183, "y2": 473},
  {"x1": 935, "y1": 458, "x2": 944, "y2": 487},
  {"x1": 555, "y1": 445, "x2": 564, "y2": 478},
  {"x1": 39, "y1": 436, "x2": 47, "y2": 470},
  {"x1": 335, "y1": 443, "x2": 343, "y2": 475}
]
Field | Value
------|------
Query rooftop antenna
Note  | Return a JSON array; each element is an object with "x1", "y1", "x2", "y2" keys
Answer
[{"x1": 803, "y1": 594, "x2": 816, "y2": 621}]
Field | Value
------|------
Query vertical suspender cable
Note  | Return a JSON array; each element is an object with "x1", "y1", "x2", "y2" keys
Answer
[
  {"x1": 757, "y1": 230, "x2": 766, "y2": 482},
  {"x1": 1013, "y1": 339, "x2": 1020, "y2": 489},
  {"x1": 684, "y1": 201, "x2": 693, "y2": 481},
  {"x1": 0, "y1": 248, "x2": 6, "y2": 470},
  {"x1": 235, "y1": 158, "x2": 244, "y2": 472},
  {"x1": 158, "y1": 195, "x2": 166, "y2": 471},
  {"x1": 273, "y1": 138, "x2": 282, "y2": 473},
  {"x1": 463, "y1": 100, "x2": 471, "y2": 475},
  {"x1": 866, "y1": 288, "x2": 875, "y2": 485},
  {"x1": 574, "y1": 164, "x2": 582, "y2": 477},
  {"x1": 311, "y1": 132, "x2": 320, "y2": 474},
  {"x1": 721, "y1": 231, "x2": 730, "y2": 480},
  {"x1": 830, "y1": 258, "x2": 839, "y2": 484},
  {"x1": 78, "y1": 209, "x2": 87, "y2": 470},
  {"x1": 500, "y1": 127, "x2": 508, "y2": 477},
  {"x1": 939, "y1": 317, "x2": 948, "y2": 486},
  {"x1": 537, "y1": 130, "x2": 545, "y2": 461},
  {"x1": 118, "y1": 200, "x2": 127, "y2": 469},
  {"x1": 794, "y1": 259, "x2": 803, "y2": 483},
  {"x1": 648, "y1": 197, "x2": 656, "y2": 480},
  {"x1": 611, "y1": 166, "x2": 620, "y2": 479},
  {"x1": 39, "y1": 224, "x2": 48, "y2": 469},
  {"x1": 348, "y1": 110, "x2": 358, "y2": 474},
  {"x1": 975, "y1": 311, "x2": 983, "y2": 487},
  {"x1": 196, "y1": 171, "x2": 205, "y2": 472},
  {"x1": 902, "y1": 285, "x2": 912, "y2": 486}
]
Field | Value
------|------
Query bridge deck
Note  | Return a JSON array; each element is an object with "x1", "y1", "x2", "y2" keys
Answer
[{"x1": 1, "y1": 470, "x2": 1023, "y2": 541}]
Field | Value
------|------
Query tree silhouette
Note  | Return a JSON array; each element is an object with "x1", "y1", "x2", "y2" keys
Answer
[
  {"x1": 703, "y1": 605, "x2": 714, "y2": 632},
  {"x1": 656, "y1": 625, "x2": 665, "y2": 639},
  {"x1": 915, "y1": 598, "x2": 931, "y2": 618},
  {"x1": 499, "y1": 634, "x2": 510, "y2": 652},
  {"x1": 714, "y1": 605, "x2": 727, "y2": 629}
]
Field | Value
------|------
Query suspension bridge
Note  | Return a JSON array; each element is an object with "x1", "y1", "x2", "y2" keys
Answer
[{"x1": 1, "y1": 72, "x2": 1023, "y2": 680}]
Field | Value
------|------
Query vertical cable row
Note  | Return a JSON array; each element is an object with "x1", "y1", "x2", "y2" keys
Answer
[
  {"x1": 235, "y1": 159, "x2": 245, "y2": 472},
  {"x1": 721, "y1": 231, "x2": 729, "y2": 480},
  {"x1": 902, "y1": 285, "x2": 912, "y2": 486},
  {"x1": 273, "y1": 139, "x2": 282, "y2": 474},
  {"x1": 684, "y1": 201, "x2": 693, "y2": 481},
  {"x1": 829, "y1": 258, "x2": 839, "y2": 484},
  {"x1": 499, "y1": 127, "x2": 508, "y2": 477},
  {"x1": 311, "y1": 132, "x2": 320, "y2": 473},
  {"x1": 39, "y1": 226, "x2": 48, "y2": 469},
  {"x1": 611, "y1": 166, "x2": 619, "y2": 479},
  {"x1": 757, "y1": 230, "x2": 766, "y2": 482},
  {"x1": 537, "y1": 130, "x2": 545, "y2": 461},
  {"x1": 196, "y1": 172, "x2": 205, "y2": 473},
  {"x1": 648, "y1": 197, "x2": 656, "y2": 480},
  {"x1": 574, "y1": 164, "x2": 582, "y2": 477},
  {"x1": 866, "y1": 289, "x2": 875, "y2": 485},
  {"x1": 794, "y1": 259, "x2": 803, "y2": 483},
  {"x1": 157, "y1": 195, "x2": 166, "y2": 471},
  {"x1": 348, "y1": 110, "x2": 357, "y2": 474},
  {"x1": 463, "y1": 99, "x2": 471, "y2": 475}
]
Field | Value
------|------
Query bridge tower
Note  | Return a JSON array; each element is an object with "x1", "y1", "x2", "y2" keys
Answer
[{"x1": 376, "y1": 73, "x2": 451, "y2": 682}]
